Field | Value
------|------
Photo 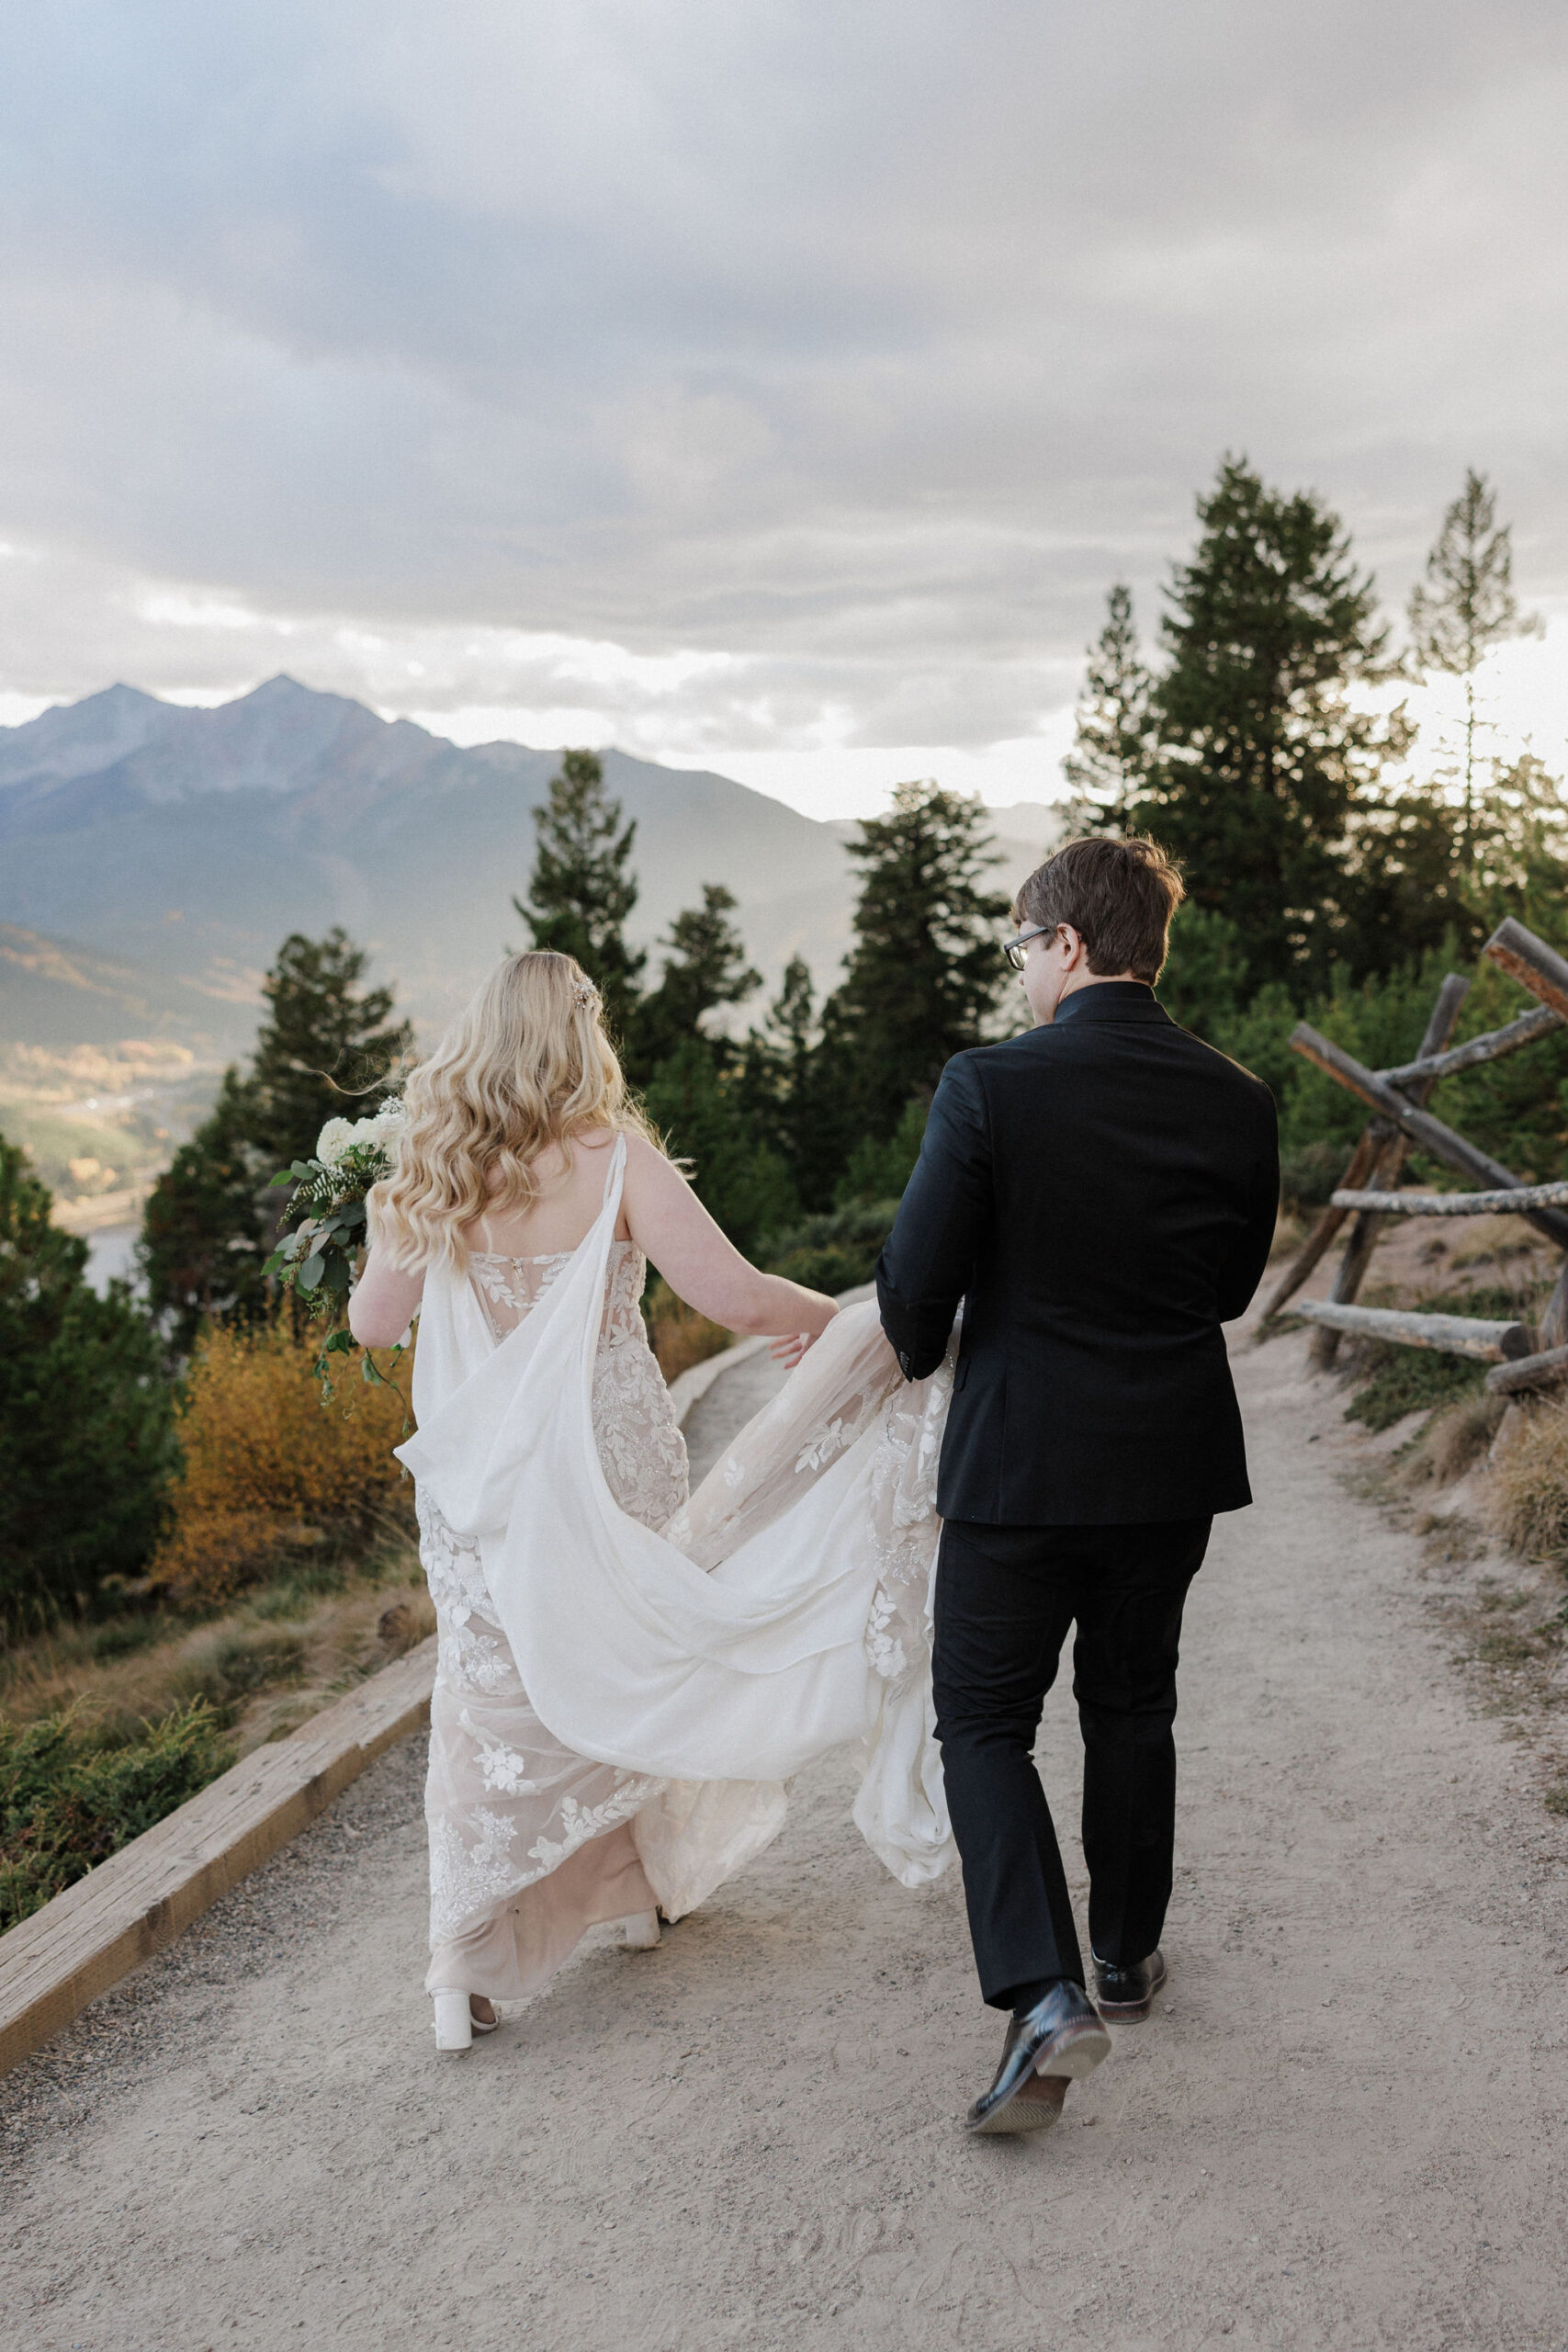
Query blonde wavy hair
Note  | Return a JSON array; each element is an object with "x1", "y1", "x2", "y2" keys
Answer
[{"x1": 369, "y1": 951, "x2": 657, "y2": 1272}]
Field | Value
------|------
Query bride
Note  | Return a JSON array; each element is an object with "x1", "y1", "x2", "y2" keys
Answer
[{"x1": 350, "y1": 950, "x2": 953, "y2": 2052}]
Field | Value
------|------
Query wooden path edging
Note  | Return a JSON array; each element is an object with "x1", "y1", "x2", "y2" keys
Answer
[
  {"x1": 0, "y1": 1640, "x2": 438, "y2": 2077},
  {"x1": 0, "y1": 1285, "x2": 880, "y2": 2078}
]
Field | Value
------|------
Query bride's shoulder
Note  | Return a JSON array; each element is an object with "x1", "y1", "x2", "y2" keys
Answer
[{"x1": 619, "y1": 1126, "x2": 676, "y2": 1182}]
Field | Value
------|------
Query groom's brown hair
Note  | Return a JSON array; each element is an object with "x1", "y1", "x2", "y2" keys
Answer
[{"x1": 1013, "y1": 835, "x2": 1184, "y2": 985}]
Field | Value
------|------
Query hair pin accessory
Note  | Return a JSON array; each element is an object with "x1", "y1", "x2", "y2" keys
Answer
[{"x1": 575, "y1": 978, "x2": 598, "y2": 1011}]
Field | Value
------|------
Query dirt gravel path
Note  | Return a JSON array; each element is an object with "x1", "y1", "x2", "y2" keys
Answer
[{"x1": 4, "y1": 1322, "x2": 1567, "y2": 2352}]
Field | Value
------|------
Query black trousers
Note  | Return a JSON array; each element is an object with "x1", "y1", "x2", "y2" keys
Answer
[{"x1": 932, "y1": 1515, "x2": 1211, "y2": 2009}]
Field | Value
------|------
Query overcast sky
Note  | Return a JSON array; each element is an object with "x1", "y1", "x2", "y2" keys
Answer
[{"x1": 1, "y1": 1, "x2": 1564, "y2": 817}]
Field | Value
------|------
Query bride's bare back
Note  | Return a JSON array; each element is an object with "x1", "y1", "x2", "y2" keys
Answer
[{"x1": 351, "y1": 1125, "x2": 835, "y2": 1360}]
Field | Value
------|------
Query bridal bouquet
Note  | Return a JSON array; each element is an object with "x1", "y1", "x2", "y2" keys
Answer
[{"x1": 265, "y1": 1101, "x2": 410, "y2": 1408}]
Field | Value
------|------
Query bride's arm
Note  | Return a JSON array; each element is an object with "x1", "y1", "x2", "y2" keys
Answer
[
  {"x1": 348, "y1": 1247, "x2": 426, "y2": 1349},
  {"x1": 624, "y1": 1133, "x2": 837, "y2": 1355}
]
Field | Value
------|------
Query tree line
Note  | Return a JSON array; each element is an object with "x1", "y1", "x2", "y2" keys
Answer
[
  {"x1": 4, "y1": 449, "x2": 1557, "y2": 1625},
  {"x1": 1074, "y1": 457, "x2": 1562, "y2": 1201}
]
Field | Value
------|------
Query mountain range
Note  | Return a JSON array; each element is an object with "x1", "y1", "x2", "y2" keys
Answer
[{"x1": 0, "y1": 676, "x2": 1062, "y2": 1057}]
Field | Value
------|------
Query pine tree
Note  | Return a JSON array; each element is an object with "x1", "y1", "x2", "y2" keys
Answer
[
  {"x1": 1064, "y1": 583, "x2": 1156, "y2": 823},
  {"x1": 516, "y1": 750, "x2": 646, "y2": 1046},
  {"x1": 641, "y1": 1039, "x2": 797, "y2": 1255},
  {"x1": 1, "y1": 1138, "x2": 179, "y2": 1624},
  {"x1": 1408, "y1": 469, "x2": 1542, "y2": 867},
  {"x1": 247, "y1": 929, "x2": 412, "y2": 1170},
  {"x1": 1128, "y1": 456, "x2": 1409, "y2": 991},
  {"x1": 634, "y1": 884, "x2": 761, "y2": 1077},
  {"x1": 139, "y1": 1068, "x2": 272, "y2": 1357},
  {"x1": 739, "y1": 956, "x2": 826, "y2": 1201},
  {"x1": 823, "y1": 781, "x2": 1010, "y2": 1148},
  {"x1": 139, "y1": 927, "x2": 410, "y2": 1355}
]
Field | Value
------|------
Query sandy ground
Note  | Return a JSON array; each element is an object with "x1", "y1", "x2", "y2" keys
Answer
[{"x1": 4, "y1": 1318, "x2": 1568, "y2": 2352}]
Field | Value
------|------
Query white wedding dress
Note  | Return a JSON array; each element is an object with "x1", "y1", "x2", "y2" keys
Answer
[{"x1": 396, "y1": 1136, "x2": 954, "y2": 2004}]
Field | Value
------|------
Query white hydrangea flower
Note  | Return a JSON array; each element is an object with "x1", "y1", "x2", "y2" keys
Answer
[{"x1": 315, "y1": 1116, "x2": 355, "y2": 1163}]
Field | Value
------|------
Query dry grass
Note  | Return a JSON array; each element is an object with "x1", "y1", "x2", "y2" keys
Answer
[
  {"x1": 1403, "y1": 1393, "x2": 1507, "y2": 1487},
  {"x1": 152, "y1": 1320, "x2": 414, "y2": 1602},
  {"x1": 1448, "y1": 1214, "x2": 1551, "y2": 1274},
  {"x1": 1487, "y1": 1396, "x2": 1568, "y2": 1561},
  {"x1": 1, "y1": 1532, "x2": 433, "y2": 1758}
]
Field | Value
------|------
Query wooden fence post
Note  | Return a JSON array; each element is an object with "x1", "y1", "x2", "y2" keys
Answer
[{"x1": 1307, "y1": 975, "x2": 1470, "y2": 1367}]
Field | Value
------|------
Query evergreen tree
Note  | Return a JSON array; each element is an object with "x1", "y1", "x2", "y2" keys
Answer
[
  {"x1": 139, "y1": 926, "x2": 409, "y2": 1355},
  {"x1": 823, "y1": 780, "x2": 1010, "y2": 1148},
  {"x1": 634, "y1": 884, "x2": 761, "y2": 1077},
  {"x1": 248, "y1": 929, "x2": 412, "y2": 1170},
  {"x1": 1064, "y1": 583, "x2": 1156, "y2": 822},
  {"x1": 139, "y1": 1068, "x2": 272, "y2": 1358},
  {"x1": 739, "y1": 956, "x2": 838, "y2": 1207},
  {"x1": 1, "y1": 1139, "x2": 179, "y2": 1624},
  {"x1": 1408, "y1": 469, "x2": 1542, "y2": 867},
  {"x1": 1339, "y1": 784, "x2": 1477, "y2": 975},
  {"x1": 641, "y1": 1038, "x2": 797, "y2": 1256},
  {"x1": 516, "y1": 749, "x2": 646, "y2": 1046},
  {"x1": 1128, "y1": 457, "x2": 1409, "y2": 991},
  {"x1": 1155, "y1": 902, "x2": 1250, "y2": 1042}
]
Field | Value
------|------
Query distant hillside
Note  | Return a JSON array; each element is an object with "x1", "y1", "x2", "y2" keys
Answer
[
  {"x1": 0, "y1": 923, "x2": 239, "y2": 1052},
  {"x1": 0, "y1": 677, "x2": 1062, "y2": 1054}
]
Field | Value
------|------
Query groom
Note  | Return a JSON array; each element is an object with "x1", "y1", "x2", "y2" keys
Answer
[{"x1": 876, "y1": 835, "x2": 1278, "y2": 2134}]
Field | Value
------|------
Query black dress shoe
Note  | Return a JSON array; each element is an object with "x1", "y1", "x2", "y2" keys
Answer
[
  {"x1": 1091, "y1": 1948, "x2": 1168, "y2": 2019},
  {"x1": 964, "y1": 1982, "x2": 1111, "y2": 2135}
]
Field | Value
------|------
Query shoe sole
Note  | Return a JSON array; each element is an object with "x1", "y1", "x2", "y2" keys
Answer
[
  {"x1": 966, "y1": 2015, "x2": 1111, "y2": 2134},
  {"x1": 968, "y1": 2075, "x2": 1069, "y2": 2135},
  {"x1": 1094, "y1": 1961, "x2": 1168, "y2": 2021},
  {"x1": 1034, "y1": 2014, "x2": 1112, "y2": 2080}
]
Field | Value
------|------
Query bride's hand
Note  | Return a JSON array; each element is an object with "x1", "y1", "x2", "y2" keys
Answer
[{"x1": 767, "y1": 1296, "x2": 840, "y2": 1369}]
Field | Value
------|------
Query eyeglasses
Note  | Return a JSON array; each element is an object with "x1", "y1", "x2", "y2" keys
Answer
[{"x1": 1001, "y1": 922, "x2": 1057, "y2": 973}]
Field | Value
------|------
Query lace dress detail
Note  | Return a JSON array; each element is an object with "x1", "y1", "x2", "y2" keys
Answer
[
  {"x1": 404, "y1": 1143, "x2": 956, "y2": 2003},
  {"x1": 418, "y1": 1241, "x2": 687, "y2": 1994}
]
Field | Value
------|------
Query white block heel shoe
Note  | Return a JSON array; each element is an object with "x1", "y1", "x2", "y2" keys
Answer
[
  {"x1": 433, "y1": 1990, "x2": 471, "y2": 2051},
  {"x1": 621, "y1": 1910, "x2": 660, "y2": 1951}
]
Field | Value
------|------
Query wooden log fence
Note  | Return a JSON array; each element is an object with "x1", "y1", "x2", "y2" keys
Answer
[
  {"x1": 1330, "y1": 1180, "x2": 1568, "y2": 1216},
  {"x1": 1262, "y1": 1124, "x2": 1389, "y2": 1319},
  {"x1": 1265, "y1": 972, "x2": 1470, "y2": 1327},
  {"x1": 1265, "y1": 918, "x2": 1568, "y2": 1374},
  {"x1": 1306, "y1": 973, "x2": 1470, "y2": 1367},
  {"x1": 1288, "y1": 1301, "x2": 1533, "y2": 1363},
  {"x1": 1486, "y1": 1343, "x2": 1568, "y2": 1397},
  {"x1": 1485, "y1": 917, "x2": 1568, "y2": 1022},
  {"x1": 1382, "y1": 1001, "x2": 1562, "y2": 1090},
  {"x1": 1289, "y1": 1025, "x2": 1568, "y2": 1250}
]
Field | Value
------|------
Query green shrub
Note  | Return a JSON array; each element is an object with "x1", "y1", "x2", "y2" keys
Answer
[
  {"x1": 0, "y1": 1700, "x2": 232, "y2": 1929},
  {"x1": 833, "y1": 1097, "x2": 929, "y2": 1209},
  {"x1": 759, "y1": 1201, "x2": 901, "y2": 1291},
  {"x1": 1280, "y1": 1139, "x2": 1353, "y2": 1211},
  {"x1": 1344, "y1": 1347, "x2": 1487, "y2": 1433}
]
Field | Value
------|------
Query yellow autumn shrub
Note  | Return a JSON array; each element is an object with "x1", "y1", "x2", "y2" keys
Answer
[{"x1": 152, "y1": 1322, "x2": 414, "y2": 1601}]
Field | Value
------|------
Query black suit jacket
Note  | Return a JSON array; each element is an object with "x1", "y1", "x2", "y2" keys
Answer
[{"x1": 874, "y1": 983, "x2": 1279, "y2": 1526}]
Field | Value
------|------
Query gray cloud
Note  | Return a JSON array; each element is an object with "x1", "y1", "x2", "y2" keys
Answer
[{"x1": 0, "y1": 0, "x2": 1563, "y2": 778}]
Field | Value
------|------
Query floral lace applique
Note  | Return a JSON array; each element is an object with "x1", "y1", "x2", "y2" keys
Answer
[
  {"x1": 795, "y1": 1417, "x2": 850, "y2": 1475},
  {"x1": 526, "y1": 1781, "x2": 665, "y2": 1877},
  {"x1": 459, "y1": 1706, "x2": 544, "y2": 1797},
  {"x1": 427, "y1": 1805, "x2": 523, "y2": 1944}
]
